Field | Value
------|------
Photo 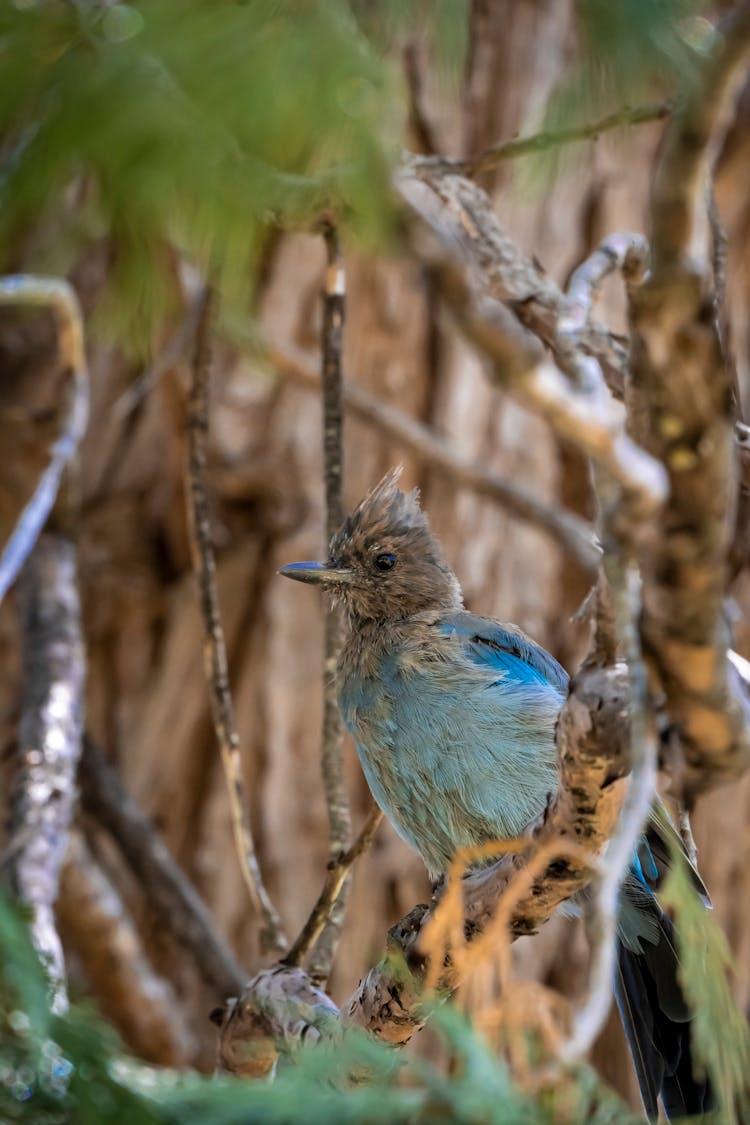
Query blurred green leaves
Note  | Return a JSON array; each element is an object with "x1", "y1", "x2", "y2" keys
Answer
[
  {"x1": 0, "y1": 0, "x2": 411, "y2": 339},
  {"x1": 663, "y1": 854, "x2": 750, "y2": 1123},
  {"x1": 0, "y1": 887, "x2": 643, "y2": 1125}
]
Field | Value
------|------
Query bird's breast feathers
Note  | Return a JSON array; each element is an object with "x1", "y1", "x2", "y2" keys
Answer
[{"x1": 338, "y1": 614, "x2": 565, "y2": 872}]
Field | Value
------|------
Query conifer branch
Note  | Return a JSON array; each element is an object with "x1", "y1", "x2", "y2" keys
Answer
[
  {"x1": 186, "y1": 285, "x2": 287, "y2": 955},
  {"x1": 415, "y1": 101, "x2": 671, "y2": 179}
]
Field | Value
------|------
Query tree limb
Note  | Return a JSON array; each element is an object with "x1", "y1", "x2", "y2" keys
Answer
[
  {"x1": 629, "y1": 5, "x2": 750, "y2": 799},
  {"x1": 3, "y1": 535, "x2": 84, "y2": 1013}
]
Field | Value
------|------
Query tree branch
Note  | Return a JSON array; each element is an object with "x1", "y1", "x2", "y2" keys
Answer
[
  {"x1": 79, "y1": 736, "x2": 246, "y2": 998},
  {"x1": 185, "y1": 286, "x2": 287, "y2": 955},
  {"x1": 401, "y1": 168, "x2": 630, "y2": 396},
  {"x1": 629, "y1": 6, "x2": 750, "y2": 799},
  {"x1": 414, "y1": 101, "x2": 671, "y2": 179},
  {"x1": 307, "y1": 223, "x2": 352, "y2": 984},
  {"x1": 283, "y1": 804, "x2": 382, "y2": 973},
  {"x1": 3, "y1": 535, "x2": 84, "y2": 1013},
  {"x1": 0, "y1": 276, "x2": 88, "y2": 603}
]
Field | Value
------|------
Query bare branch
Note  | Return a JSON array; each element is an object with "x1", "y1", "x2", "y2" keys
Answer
[
  {"x1": 3, "y1": 535, "x2": 85, "y2": 1013},
  {"x1": 308, "y1": 224, "x2": 351, "y2": 984},
  {"x1": 272, "y1": 345, "x2": 600, "y2": 574},
  {"x1": 79, "y1": 736, "x2": 246, "y2": 998},
  {"x1": 283, "y1": 804, "x2": 382, "y2": 974},
  {"x1": 186, "y1": 286, "x2": 287, "y2": 955},
  {"x1": 413, "y1": 247, "x2": 666, "y2": 516},
  {"x1": 399, "y1": 168, "x2": 630, "y2": 393},
  {"x1": 0, "y1": 276, "x2": 88, "y2": 603},
  {"x1": 414, "y1": 101, "x2": 671, "y2": 179},
  {"x1": 59, "y1": 833, "x2": 194, "y2": 1066},
  {"x1": 562, "y1": 233, "x2": 649, "y2": 337}
]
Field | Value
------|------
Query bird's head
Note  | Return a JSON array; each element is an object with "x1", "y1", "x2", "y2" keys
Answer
[{"x1": 279, "y1": 468, "x2": 462, "y2": 623}]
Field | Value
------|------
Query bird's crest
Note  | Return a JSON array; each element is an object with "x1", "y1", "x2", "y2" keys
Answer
[{"x1": 330, "y1": 466, "x2": 429, "y2": 555}]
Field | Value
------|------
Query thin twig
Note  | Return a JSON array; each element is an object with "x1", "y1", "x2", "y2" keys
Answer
[
  {"x1": 79, "y1": 736, "x2": 246, "y2": 997},
  {"x1": 185, "y1": 285, "x2": 286, "y2": 955},
  {"x1": 414, "y1": 102, "x2": 671, "y2": 178},
  {"x1": 307, "y1": 223, "x2": 351, "y2": 983},
  {"x1": 283, "y1": 804, "x2": 383, "y2": 973},
  {"x1": 271, "y1": 345, "x2": 600, "y2": 574},
  {"x1": 0, "y1": 276, "x2": 89, "y2": 602}
]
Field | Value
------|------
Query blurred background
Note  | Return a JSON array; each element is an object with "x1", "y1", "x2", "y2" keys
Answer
[{"x1": 1, "y1": 0, "x2": 749, "y2": 1110}]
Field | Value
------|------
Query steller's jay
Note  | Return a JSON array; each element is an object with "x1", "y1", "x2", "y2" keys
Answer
[{"x1": 280, "y1": 468, "x2": 712, "y2": 1119}]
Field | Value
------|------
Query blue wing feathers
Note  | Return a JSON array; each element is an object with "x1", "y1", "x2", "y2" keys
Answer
[{"x1": 439, "y1": 612, "x2": 570, "y2": 693}]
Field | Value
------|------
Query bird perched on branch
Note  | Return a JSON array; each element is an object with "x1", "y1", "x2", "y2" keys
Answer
[{"x1": 280, "y1": 468, "x2": 711, "y2": 1120}]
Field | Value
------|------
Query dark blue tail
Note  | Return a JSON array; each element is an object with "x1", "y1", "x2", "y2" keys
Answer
[{"x1": 614, "y1": 915, "x2": 712, "y2": 1119}]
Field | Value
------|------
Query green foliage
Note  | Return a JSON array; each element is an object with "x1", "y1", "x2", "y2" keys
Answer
[
  {"x1": 0, "y1": 890, "x2": 645, "y2": 1125},
  {"x1": 0, "y1": 0, "x2": 410, "y2": 340},
  {"x1": 662, "y1": 854, "x2": 750, "y2": 1123},
  {"x1": 519, "y1": 0, "x2": 707, "y2": 190}
]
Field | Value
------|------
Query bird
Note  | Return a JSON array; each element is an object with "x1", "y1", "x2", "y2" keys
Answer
[{"x1": 279, "y1": 468, "x2": 712, "y2": 1120}]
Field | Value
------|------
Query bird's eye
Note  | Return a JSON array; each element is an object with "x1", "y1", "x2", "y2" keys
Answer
[{"x1": 374, "y1": 552, "x2": 396, "y2": 572}]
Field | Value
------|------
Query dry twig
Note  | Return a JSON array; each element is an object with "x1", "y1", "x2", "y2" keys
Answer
[
  {"x1": 283, "y1": 805, "x2": 382, "y2": 974},
  {"x1": 186, "y1": 285, "x2": 286, "y2": 955}
]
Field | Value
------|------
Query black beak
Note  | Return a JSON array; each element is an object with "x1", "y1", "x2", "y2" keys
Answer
[{"x1": 278, "y1": 561, "x2": 354, "y2": 586}]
